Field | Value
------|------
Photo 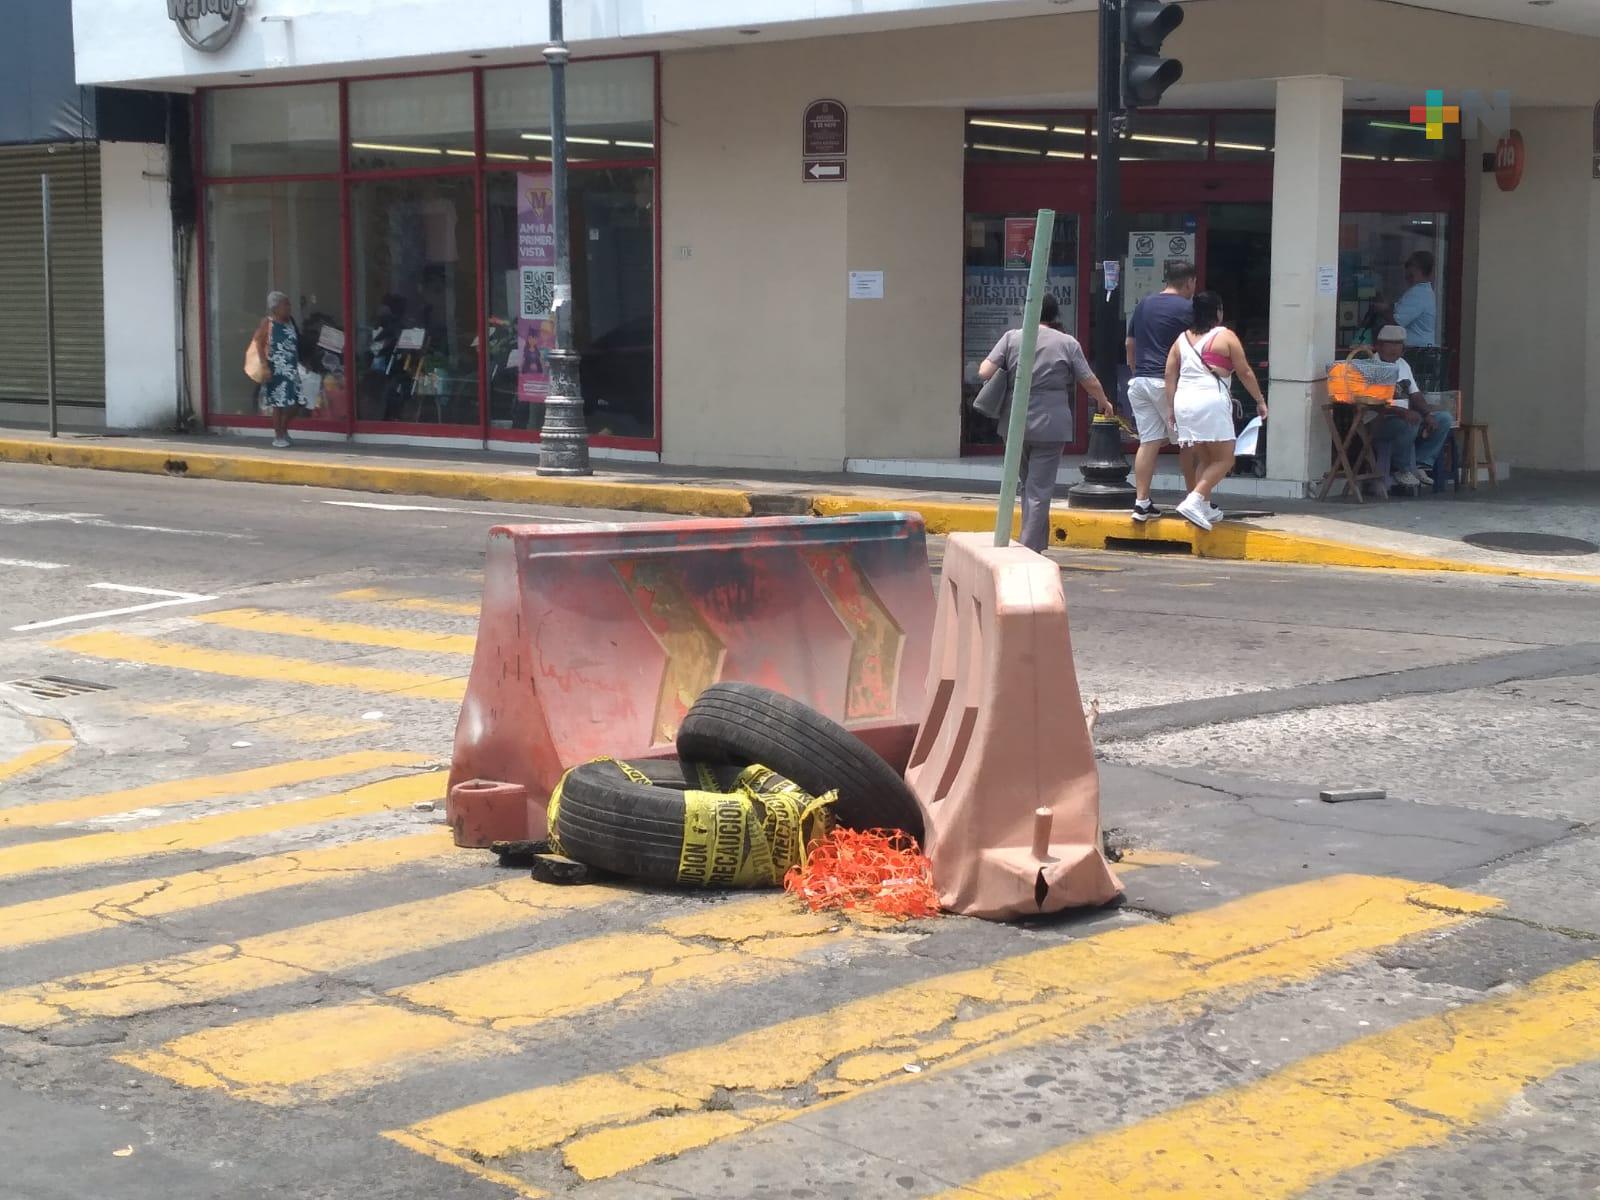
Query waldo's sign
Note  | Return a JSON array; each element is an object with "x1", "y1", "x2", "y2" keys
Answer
[{"x1": 168, "y1": 0, "x2": 248, "y2": 52}]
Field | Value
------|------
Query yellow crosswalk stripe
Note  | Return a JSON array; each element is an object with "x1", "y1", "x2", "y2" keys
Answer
[
  {"x1": 124, "y1": 897, "x2": 857, "y2": 1104},
  {"x1": 129, "y1": 700, "x2": 384, "y2": 743},
  {"x1": 0, "y1": 750, "x2": 427, "y2": 830},
  {"x1": 387, "y1": 875, "x2": 1498, "y2": 1187},
  {"x1": 0, "y1": 829, "x2": 452, "y2": 953},
  {"x1": 0, "y1": 874, "x2": 615, "y2": 1032},
  {"x1": 931, "y1": 956, "x2": 1600, "y2": 1200},
  {"x1": 54, "y1": 632, "x2": 466, "y2": 701},
  {"x1": 196, "y1": 609, "x2": 477, "y2": 655},
  {"x1": 0, "y1": 717, "x2": 74, "y2": 784},
  {"x1": 334, "y1": 587, "x2": 480, "y2": 617},
  {"x1": 0, "y1": 770, "x2": 443, "y2": 881}
]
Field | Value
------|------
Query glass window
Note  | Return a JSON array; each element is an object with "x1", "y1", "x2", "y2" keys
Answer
[
  {"x1": 486, "y1": 167, "x2": 656, "y2": 439},
  {"x1": 350, "y1": 177, "x2": 481, "y2": 426},
  {"x1": 1343, "y1": 113, "x2": 1462, "y2": 163},
  {"x1": 349, "y1": 73, "x2": 476, "y2": 170},
  {"x1": 965, "y1": 115, "x2": 1067, "y2": 163},
  {"x1": 204, "y1": 84, "x2": 340, "y2": 176},
  {"x1": 484, "y1": 58, "x2": 655, "y2": 163},
  {"x1": 1213, "y1": 113, "x2": 1275, "y2": 162},
  {"x1": 1336, "y1": 212, "x2": 1451, "y2": 386},
  {"x1": 206, "y1": 181, "x2": 345, "y2": 418},
  {"x1": 960, "y1": 212, "x2": 1079, "y2": 448}
]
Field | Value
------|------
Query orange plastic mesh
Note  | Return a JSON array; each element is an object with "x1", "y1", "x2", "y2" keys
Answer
[{"x1": 783, "y1": 828, "x2": 941, "y2": 919}]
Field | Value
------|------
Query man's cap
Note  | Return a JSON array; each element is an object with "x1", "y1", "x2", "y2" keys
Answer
[{"x1": 1376, "y1": 324, "x2": 1407, "y2": 343}]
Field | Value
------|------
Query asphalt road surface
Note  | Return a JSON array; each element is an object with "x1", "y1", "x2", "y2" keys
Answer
[{"x1": 1, "y1": 463, "x2": 1597, "y2": 1200}]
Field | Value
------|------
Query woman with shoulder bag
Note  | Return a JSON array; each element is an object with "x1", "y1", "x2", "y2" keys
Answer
[
  {"x1": 1162, "y1": 290, "x2": 1268, "y2": 531},
  {"x1": 248, "y1": 290, "x2": 305, "y2": 448},
  {"x1": 976, "y1": 294, "x2": 1116, "y2": 553}
]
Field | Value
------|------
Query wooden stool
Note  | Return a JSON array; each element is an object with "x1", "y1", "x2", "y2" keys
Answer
[
  {"x1": 1316, "y1": 402, "x2": 1386, "y2": 502},
  {"x1": 1456, "y1": 423, "x2": 1496, "y2": 489}
]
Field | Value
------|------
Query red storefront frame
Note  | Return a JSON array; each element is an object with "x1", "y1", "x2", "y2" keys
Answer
[
  {"x1": 962, "y1": 109, "x2": 1466, "y2": 456},
  {"x1": 194, "y1": 55, "x2": 663, "y2": 454}
]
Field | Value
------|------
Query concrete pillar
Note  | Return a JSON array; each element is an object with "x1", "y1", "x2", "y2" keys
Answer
[{"x1": 1265, "y1": 75, "x2": 1343, "y2": 489}]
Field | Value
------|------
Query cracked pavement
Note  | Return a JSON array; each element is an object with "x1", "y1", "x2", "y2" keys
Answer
[{"x1": 1, "y1": 465, "x2": 1598, "y2": 1198}]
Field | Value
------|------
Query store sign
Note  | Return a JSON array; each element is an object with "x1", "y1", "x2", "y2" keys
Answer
[
  {"x1": 1002, "y1": 218, "x2": 1036, "y2": 271},
  {"x1": 168, "y1": 0, "x2": 249, "y2": 52},
  {"x1": 963, "y1": 266, "x2": 1078, "y2": 375},
  {"x1": 1123, "y1": 230, "x2": 1194, "y2": 318},
  {"x1": 516, "y1": 172, "x2": 557, "y2": 404},
  {"x1": 1493, "y1": 129, "x2": 1525, "y2": 192},
  {"x1": 803, "y1": 100, "x2": 848, "y2": 157}
]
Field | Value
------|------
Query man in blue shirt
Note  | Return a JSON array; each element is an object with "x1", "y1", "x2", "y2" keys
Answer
[
  {"x1": 1392, "y1": 250, "x2": 1438, "y2": 348},
  {"x1": 1125, "y1": 262, "x2": 1198, "y2": 522}
]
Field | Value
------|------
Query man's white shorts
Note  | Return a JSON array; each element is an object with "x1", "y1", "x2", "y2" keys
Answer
[{"x1": 1126, "y1": 376, "x2": 1174, "y2": 444}]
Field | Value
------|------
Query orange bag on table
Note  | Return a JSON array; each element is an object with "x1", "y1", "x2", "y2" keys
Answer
[{"x1": 1327, "y1": 346, "x2": 1399, "y2": 404}]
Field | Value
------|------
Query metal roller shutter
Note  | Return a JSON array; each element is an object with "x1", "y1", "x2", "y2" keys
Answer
[{"x1": 0, "y1": 142, "x2": 105, "y2": 409}]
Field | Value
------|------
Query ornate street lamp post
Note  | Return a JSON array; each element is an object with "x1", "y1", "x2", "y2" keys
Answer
[{"x1": 536, "y1": 0, "x2": 592, "y2": 476}]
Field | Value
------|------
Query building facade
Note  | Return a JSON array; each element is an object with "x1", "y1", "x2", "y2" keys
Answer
[{"x1": 68, "y1": 0, "x2": 1600, "y2": 488}]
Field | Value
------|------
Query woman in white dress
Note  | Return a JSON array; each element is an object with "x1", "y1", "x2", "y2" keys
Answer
[{"x1": 1161, "y1": 291, "x2": 1268, "y2": 531}]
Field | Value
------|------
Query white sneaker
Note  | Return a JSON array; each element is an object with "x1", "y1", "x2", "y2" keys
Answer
[
  {"x1": 271, "y1": 438, "x2": 291, "y2": 449},
  {"x1": 1176, "y1": 493, "x2": 1214, "y2": 531},
  {"x1": 1395, "y1": 470, "x2": 1421, "y2": 487},
  {"x1": 1414, "y1": 466, "x2": 1433, "y2": 486}
]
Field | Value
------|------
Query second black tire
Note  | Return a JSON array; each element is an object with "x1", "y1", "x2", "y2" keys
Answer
[
  {"x1": 676, "y1": 682, "x2": 925, "y2": 842},
  {"x1": 553, "y1": 758, "x2": 739, "y2": 884}
]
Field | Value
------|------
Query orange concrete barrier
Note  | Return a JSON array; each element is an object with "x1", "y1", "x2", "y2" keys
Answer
[
  {"x1": 906, "y1": 533, "x2": 1121, "y2": 919},
  {"x1": 447, "y1": 514, "x2": 934, "y2": 845}
]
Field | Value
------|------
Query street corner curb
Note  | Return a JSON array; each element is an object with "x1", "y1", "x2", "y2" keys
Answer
[
  {"x1": 0, "y1": 437, "x2": 754, "y2": 520},
  {"x1": 809, "y1": 493, "x2": 1600, "y2": 585}
]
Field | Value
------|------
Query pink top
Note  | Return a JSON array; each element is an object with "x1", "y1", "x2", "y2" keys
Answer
[{"x1": 1194, "y1": 328, "x2": 1232, "y2": 373}]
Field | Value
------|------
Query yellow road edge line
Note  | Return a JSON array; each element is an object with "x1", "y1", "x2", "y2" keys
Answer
[
  {"x1": 333, "y1": 588, "x2": 481, "y2": 617},
  {"x1": 0, "y1": 770, "x2": 445, "y2": 882},
  {"x1": 1, "y1": 871, "x2": 616, "y2": 1032},
  {"x1": 121, "y1": 897, "x2": 855, "y2": 1104},
  {"x1": 53, "y1": 632, "x2": 466, "y2": 701},
  {"x1": 0, "y1": 749, "x2": 429, "y2": 830},
  {"x1": 0, "y1": 717, "x2": 75, "y2": 784},
  {"x1": 812, "y1": 495, "x2": 1600, "y2": 585},
  {"x1": 387, "y1": 874, "x2": 1499, "y2": 1184},
  {"x1": 196, "y1": 608, "x2": 478, "y2": 655},
  {"x1": 930, "y1": 955, "x2": 1600, "y2": 1200},
  {"x1": 0, "y1": 437, "x2": 752, "y2": 519},
  {"x1": 382, "y1": 1131, "x2": 547, "y2": 1199},
  {"x1": 0, "y1": 828, "x2": 454, "y2": 953}
]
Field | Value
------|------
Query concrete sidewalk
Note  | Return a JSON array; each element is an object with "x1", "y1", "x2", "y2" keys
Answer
[{"x1": 2, "y1": 428, "x2": 1597, "y2": 582}]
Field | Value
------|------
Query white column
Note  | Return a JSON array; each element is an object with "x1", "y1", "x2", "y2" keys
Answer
[{"x1": 1266, "y1": 75, "x2": 1343, "y2": 489}]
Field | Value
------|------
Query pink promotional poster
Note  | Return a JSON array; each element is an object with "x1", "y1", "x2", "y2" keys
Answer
[{"x1": 516, "y1": 172, "x2": 556, "y2": 404}]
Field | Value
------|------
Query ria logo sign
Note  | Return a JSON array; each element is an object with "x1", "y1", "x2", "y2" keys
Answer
[{"x1": 167, "y1": 0, "x2": 249, "y2": 52}]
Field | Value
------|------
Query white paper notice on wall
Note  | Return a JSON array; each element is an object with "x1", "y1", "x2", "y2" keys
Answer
[
  {"x1": 1317, "y1": 265, "x2": 1338, "y2": 296},
  {"x1": 848, "y1": 270, "x2": 885, "y2": 300}
]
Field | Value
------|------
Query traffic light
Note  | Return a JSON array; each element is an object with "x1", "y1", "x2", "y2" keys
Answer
[{"x1": 1121, "y1": 0, "x2": 1184, "y2": 110}]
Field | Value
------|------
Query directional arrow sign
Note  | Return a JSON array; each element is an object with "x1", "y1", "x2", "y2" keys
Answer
[{"x1": 803, "y1": 158, "x2": 847, "y2": 183}]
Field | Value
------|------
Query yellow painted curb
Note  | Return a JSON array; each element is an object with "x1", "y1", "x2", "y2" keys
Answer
[
  {"x1": 0, "y1": 438, "x2": 752, "y2": 519},
  {"x1": 812, "y1": 494, "x2": 1600, "y2": 585}
]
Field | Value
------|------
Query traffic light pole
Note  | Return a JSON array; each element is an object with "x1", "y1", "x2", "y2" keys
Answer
[{"x1": 1092, "y1": 0, "x2": 1124, "y2": 413}]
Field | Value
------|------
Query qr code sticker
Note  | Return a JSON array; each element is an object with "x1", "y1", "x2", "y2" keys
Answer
[{"x1": 521, "y1": 267, "x2": 555, "y2": 319}]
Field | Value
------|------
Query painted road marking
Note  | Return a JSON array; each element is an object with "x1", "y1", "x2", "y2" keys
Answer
[
  {"x1": 128, "y1": 699, "x2": 384, "y2": 743},
  {"x1": 319, "y1": 501, "x2": 583, "y2": 521},
  {"x1": 0, "y1": 749, "x2": 427, "y2": 830},
  {"x1": 388, "y1": 875, "x2": 1498, "y2": 1188},
  {"x1": 0, "y1": 829, "x2": 453, "y2": 953},
  {"x1": 53, "y1": 632, "x2": 466, "y2": 701},
  {"x1": 13, "y1": 584, "x2": 217, "y2": 632},
  {"x1": 931, "y1": 957, "x2": 1600, "y2": 1200},
  {"x1": 0, "y1": 508, "x2": 246, "y2": 539},
  {"x1": 126, "y1": 897, "x2": 858, "y2": 1104},
  {"x1": 196, "y1": 609, "x2": 476, "y2": 655},
  {"x1": 0, "y1": 770, "x2": 443, "y2": 881},
  {"x1": 0, "y1": 557, "x2": 66, "y2": 570},
  {"x1": 333, "y1": 587, "x2": 479, "y2": 617},
  {"x1": 0, "y1": 875, "x2": 614, "y2": 1032},
  {"x1": 0, "y1": 717, "x2": 74, "y2": 784}
]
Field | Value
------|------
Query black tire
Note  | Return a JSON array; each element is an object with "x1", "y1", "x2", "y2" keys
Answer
[
  {"x1": 676, "y1": 683, "x2": 925, "y2": 841},
  {"x1": 553, "y1": 758, "x2": 743, "y2": 884}
]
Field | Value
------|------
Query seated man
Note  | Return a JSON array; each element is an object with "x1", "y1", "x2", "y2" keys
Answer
[{"x1": 1366, "y1": 325, "x2": 1453, "y2": 493}]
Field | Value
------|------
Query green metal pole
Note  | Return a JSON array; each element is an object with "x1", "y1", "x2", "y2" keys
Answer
[{"x1": 994, "y1": 209, "x2": 1055, "y2": 547}]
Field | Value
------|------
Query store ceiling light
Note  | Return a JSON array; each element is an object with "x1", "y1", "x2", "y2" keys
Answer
[
  {"x1": 444, "y1": 149, "x2": 476, "y2": 158},
  {"x1": 1129, "y1": 133, "x2": 1201, "y2": 146},
  {"x1": 1045, "y1": 149, "x2": 1082, "y2": 159},
  {"x1": 614, "y1": 139, "x2": 655, "y2": 149},
  {"x1": 519, "y1": 133, "x2": 613, "y2": 145},
  {"x1": 1342, "y1": 152, "x2": 1379, "y2": 161},
  {"x1": 1213, "y1": 141, "x2": 1271, "y2": 152},
  {"x1": 970, "y1": 142, "x2": 1041, "y2": 156},
  {"x1": 351, "y1": 141, "x2": 444, "y2": 156},
  {"x1": 486, "y1": 151, "x2": 530, "y2": 162},
  {"x1": 1051, "y1": 125, "x2": 1087, "y2": 136},
  {"x1": 969, "y1": 118, "x2": 1050, "y2": 133},
  {"x1": 1369, "y1": 120, "x2": 1426, "y2": 133}
]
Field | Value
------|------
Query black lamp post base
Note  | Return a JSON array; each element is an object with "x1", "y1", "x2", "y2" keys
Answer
[
  {"x1": 536, "y1": 347, "x2": 592, "y2": 477},
  {"x1": 1067, "y1": 414, "x2": 1136, "y2": 509}
]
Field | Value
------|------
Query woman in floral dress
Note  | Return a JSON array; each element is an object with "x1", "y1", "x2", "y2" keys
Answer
[{"x1": 252, "y1": 290, "x2": 303, "y2": 447}]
